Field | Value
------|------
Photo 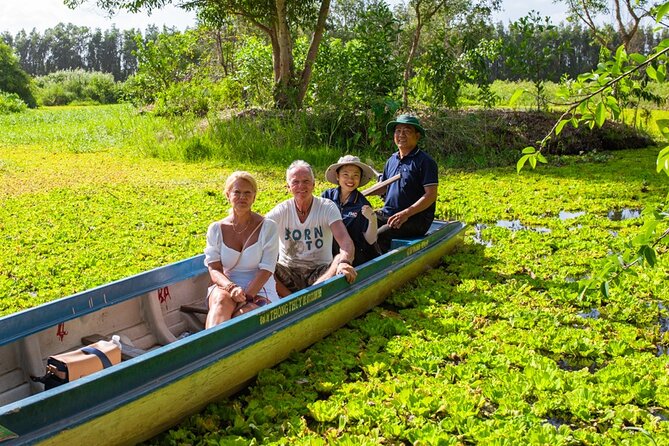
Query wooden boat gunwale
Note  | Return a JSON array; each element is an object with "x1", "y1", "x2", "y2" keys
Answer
[
  {"x1": 0, "y1": 256, "x2": 207, "y2": 348},
  {"x1": 0, "y1": 220, "x2": 465, "y2": 445}
]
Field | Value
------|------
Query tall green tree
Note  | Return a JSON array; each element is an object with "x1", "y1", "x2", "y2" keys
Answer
[
  {"x1": 503, "y1": 11, "x2": 564, "y2": 110},
  {"x1": 560, "y1": 0, "x2": 660, "y2": 49},
  {"x1": 0, "y1": 41, "x2": 37, "y2": 107},
  {"x1": 395, "y1": 0, "x2": 499, "y2": 109},
  {"x1": 69, "y1": 0, "x2": 332, "y2": 109}
]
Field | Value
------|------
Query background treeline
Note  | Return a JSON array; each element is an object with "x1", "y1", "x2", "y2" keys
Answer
[
  {"x1": 0, "y1": 23, "x2": 167, "y2": 81},
  {"x1": 4, "y1": 19, "x2": 668, "y2": 86},
  {"x1": 1, "y1": 0, "x2": 665, "y2": 160}
]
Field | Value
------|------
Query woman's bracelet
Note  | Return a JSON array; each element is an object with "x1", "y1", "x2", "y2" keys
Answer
[{"x1": 222, "y1": 282, "x2": 238, "y2": 292}]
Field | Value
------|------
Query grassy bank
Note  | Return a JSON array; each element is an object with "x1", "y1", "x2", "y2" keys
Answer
[{"x1": 1, "y1": 106, "x2": 668, "y2": 443}]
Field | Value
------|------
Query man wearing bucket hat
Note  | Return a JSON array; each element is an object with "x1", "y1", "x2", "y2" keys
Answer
[
  {"x1": 368, "y1": 114, "x2": 438, "y2": 252},
  {"x1": 322, "y1": 155, "x2": 380, "y2": 266}
]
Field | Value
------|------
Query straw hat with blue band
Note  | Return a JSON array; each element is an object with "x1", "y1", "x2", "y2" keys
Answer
[
  {"x1": 385, "y1": 114, "x2": 425, "y2": 137},
  {"x1": 325, "y1": 155, "x2": 376, "y2": 187}
]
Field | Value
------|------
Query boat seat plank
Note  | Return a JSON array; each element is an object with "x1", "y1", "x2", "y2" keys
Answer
[
  {"x1": 180, "y1": 305, "x2": 208, "y2": 315},
  {"x1": 81, "y1": 335, "x2": 147, "y2": 360}
]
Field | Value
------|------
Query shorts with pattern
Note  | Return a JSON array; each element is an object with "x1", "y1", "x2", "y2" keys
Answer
[{"x1": 274, "y1": 263, "x2": 330, "y2": 293}]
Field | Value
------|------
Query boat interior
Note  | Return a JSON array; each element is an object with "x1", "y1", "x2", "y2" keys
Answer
[
  {"x1": 0, "y1": 227, "x2": 442, "y2": 409},
  {"x1": 0, "y1": 266, "x2": 212, "y2": 407}
]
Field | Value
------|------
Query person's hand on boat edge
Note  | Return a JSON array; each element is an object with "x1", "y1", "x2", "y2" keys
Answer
[{"x1": 336, "y1": 260, "x2": 357, "y2": 283}]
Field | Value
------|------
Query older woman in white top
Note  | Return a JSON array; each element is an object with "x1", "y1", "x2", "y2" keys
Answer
[{"x1": 204, "y1": 171, "x2": 279, "y2": 328}]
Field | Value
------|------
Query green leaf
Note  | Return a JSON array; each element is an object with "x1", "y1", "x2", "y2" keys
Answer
[
  {"x1": 606, "y1": 96, "x2": 621, "y2": 119},
  {"x1": 657, "y1": 64, "x2": 667, "y2": 82},
  {"x1": 657, "y1": 119, "x2": 669, "y2": 140},
  {"x1": 570, "y1": 117, "x2": 579, "y2": 129},
  {"x1": 600, "y1": 281, "x2": 609, "y2": 299},
  {"x1": 595, "y1": 102, "x2": 606, "y2": 128},
  {"x1": 657, "y1": 145, "x2": 669, "y2": 175},
  {"x1": 522, "y1": 146, "x2": 536, "y2": 155},
  {"x1": 537, "y1": 153, "x2": 548, "y2": 163},
  {"x1": 556, "y1": 119, "x2": 569, "y2": 135},
  {"x1": 508, "y1": 89, "x2": 525, "y2": 107},
  {"x1": 629, "y1": 53, "x2": 647, "y2": 64},
  {"x1": 656, "y1": 2, "x2": 669, "y2": 22},
  {"x1": 641, "y1": 246, "x2": 657, "y2": 267},
  {"x1": 530, "y1": 155, "x2": 537, "y2": 169},
  {"x1": 517, "y1": 155, "x2": 529, "y2": 173},
  {"x1": 646, "y1": 64, "x2": 658, "y2": 81},
  {"x1": 615, "y1": 45, "x2": 626, "y2": 63}
]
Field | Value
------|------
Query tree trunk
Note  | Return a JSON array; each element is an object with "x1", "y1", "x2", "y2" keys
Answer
[
  {"x1": 403, "y1": 21, "x2": 422, "y2": 109},
  {"x1": 297, "y1": 0, "x2": 331, "y2": 108},
  {"x1": 273, "y1": 0, "x2": 296, "y2": 108}
]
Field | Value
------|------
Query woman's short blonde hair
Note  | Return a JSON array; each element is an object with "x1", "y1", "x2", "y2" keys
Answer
[{"x1": 224, "y1": 171, "x2": 258, "y2": 195}]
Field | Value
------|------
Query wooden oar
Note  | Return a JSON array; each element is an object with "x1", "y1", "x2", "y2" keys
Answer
[{"x1": 362, "y1": 173, "x2": 400, "y2": 196}]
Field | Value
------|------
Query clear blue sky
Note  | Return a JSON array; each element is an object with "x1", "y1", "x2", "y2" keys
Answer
[{"x1": 0, "y1": 0, "x2": 570, "y2": 35}]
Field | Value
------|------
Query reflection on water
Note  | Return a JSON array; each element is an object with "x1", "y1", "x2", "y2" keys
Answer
[
  {"x1": 559, "y1": 211, "x2": 586, "y2": 220},
  {"x1": 497, "y1": 220, "x2": 551, "y2": 233},
  {"x1": 607, "y1": 208, "x2": 641, "y2": 221},
  {"x1": 473, "y1": 218, "x2": 554, "y2": 247},
  {"x1": 544, "y1": 417, "x2": 568, "y2": 429},
  {"x1": 497, "y1": 219, "x2": 525, "y2": 230},
  {"x1": 472, "y1": 223, "x2": 493, "y2": 247},
  {"x1": 650, "y1": 408, "x2": 669, "y2": 421},
  {"x1": 557, "y1": 357, "x2": 599, "y2": 373},
  {"x1": 577, "y1": 308, "x2": 601, "y2": 319}
]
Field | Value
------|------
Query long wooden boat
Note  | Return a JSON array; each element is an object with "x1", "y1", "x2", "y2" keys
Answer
[{"x1": 0, "y1": 220, "x2": 465, "y2": 445}]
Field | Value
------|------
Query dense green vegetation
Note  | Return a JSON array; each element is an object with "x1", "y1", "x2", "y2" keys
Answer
[
  {"x1": 5, "y1": 0, "x2": 669, "y2": 113},
  {"x1": 1, "y1": 105, "x2": 667, "y2": 443},
  {"x1": 0, "y1": 41, "x2": 36, "y2": 108},
  {"x1": 1, "y1": 0, "x2": 669, "y2": 442}
]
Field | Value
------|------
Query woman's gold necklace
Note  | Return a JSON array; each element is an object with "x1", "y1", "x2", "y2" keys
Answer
[{"x1": 232, "y1": 217, "x2": 251, "y2": 234}]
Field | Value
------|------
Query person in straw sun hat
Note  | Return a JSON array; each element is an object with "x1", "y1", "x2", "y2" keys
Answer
[{"x1": 322, "y1": 155, "x2": 380, "y2": 266}]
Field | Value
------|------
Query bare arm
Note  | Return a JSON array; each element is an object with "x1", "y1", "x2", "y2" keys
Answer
[
  {"x1": 315, "y1": 220, "x2": 357, "y2": 284},
  {"x1": 207, "y1": 261, "x2": 246, "y2": 303},
  {"x1": 331, "y1": 220, "x2": 354, "y2": 262},
  {"x1": 361, "y1": 205, "x2": 378, "y2": 244},
  {"x1": 387, "y1": 185, "x2": 438, "y2": 229}
]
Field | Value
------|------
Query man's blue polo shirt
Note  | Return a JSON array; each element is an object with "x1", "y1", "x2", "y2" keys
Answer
[
  {"x1": 380, "y1": 147, "x2": 438, "y2": 223},
  {"x1": 321, "y1": 187, "x2": 378, "y2": 265}
]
